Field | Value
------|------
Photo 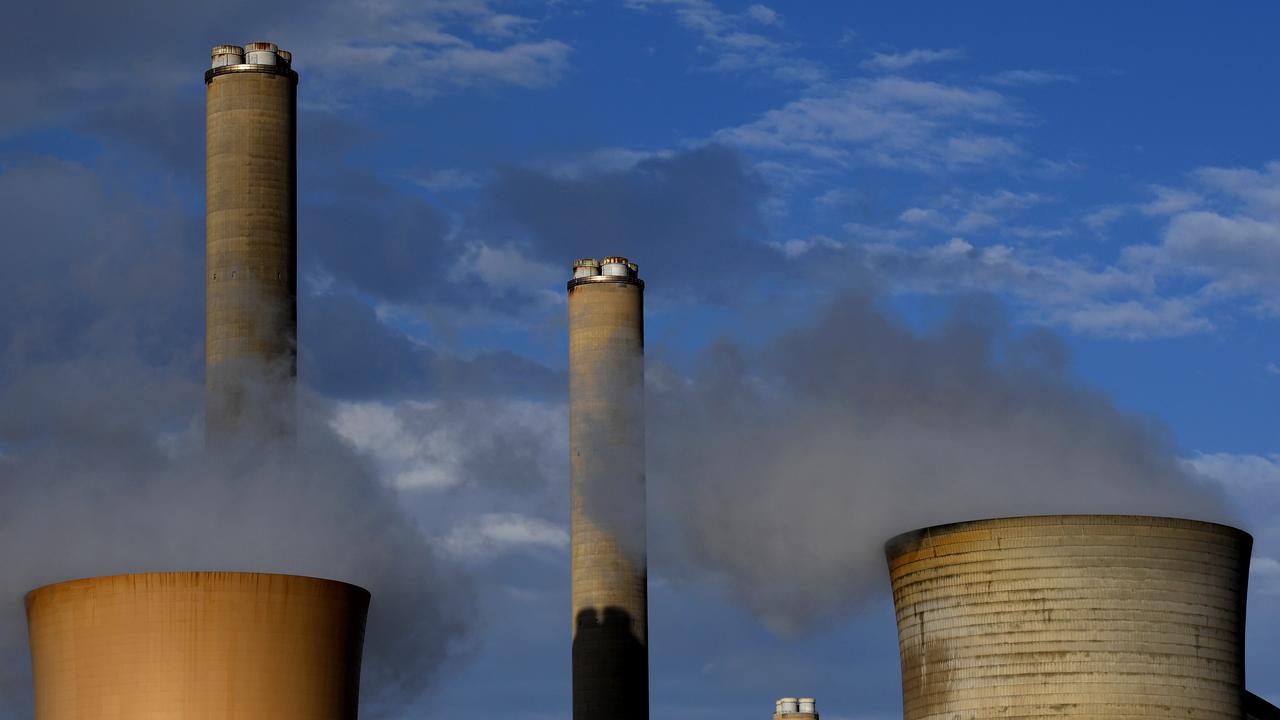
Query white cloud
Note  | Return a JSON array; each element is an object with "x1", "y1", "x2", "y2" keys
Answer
[
  {"x1": 1267, "y1": 362, "x2": 1280, "y2": 376},
  {"x1": 1139, "y1": 185, "x2": 1201, "y2": 216},
  {"x1": 450, "y1": 243, "x2": 563, "y2": 292},
  {"x1": 1250, "y1": 556, "x2": 1280, "y2": 596},
  {"x1": 330, "y1": 399, "x2": 565, "y2": 491},
  {"x1": 288, "y1": 0, "x2": 574, "y2": 105},
  {"x1": 1122, "y1": 161, "x2": 1280, "y2": 308},
  {"x1": 1186, "y1": 452, "x2": 1280, "y2": 499},
  {"x1": 1082, "y1": 205, "x2": 1128, "y2": 233},
  {"x1": 899, "y1": 207, "x2": 943, "y2": 226},
  {"x1": 442, "y1": 513, "x2": 568, "y2": 560},
  {"x1": 546, "y1": 146, "x2": 673, "y2": 178},
  {"x1": 841, "y1": 222, "x2": 915, "y2": 243},
  {"x1": 309, "y1": 39, "x2": 573, "y2": 103},
  {"x1": 768, "y1": 234, "x2": 840, "y2": 257},
  {"x1": 624, "y1": 0, "x2": 823, "y2": 83},
  {"x1": 745, "y1": 4, "x2": 779, "y2": 25},
  {"x1": 896, "y1": 189, "x2": 1047, "y2": 234},
  {"x1": 716, "y1": 77, "x2": 1023, "y2": 171},
  {"x1": 411, "y1": 168, "x2": 483, "y2": 192},
  {"x1": 854, "y1": 235, "x2": 1215, "y2": 339},
  {"x1": 862, "y1": 47, "x2": 963, "y2": 72},
  {"x1": 1046, "y1": 298, "x2": 1212, "y2": 339},
  {"x1": 983, "y1": 69, "x2": 1077, "y2": 86}
]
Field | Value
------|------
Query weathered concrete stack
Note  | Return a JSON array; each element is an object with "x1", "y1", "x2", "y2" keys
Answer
[
  {"x1": 205, "y1": 42, "x2": 298, "y2": 439},
  {"x1": 568, "y1": 257, "x2": 648, "y2": 720},
  {"x1": 885, "y1": 515, "x2": 1251, "y2": 720},
  {"x1": 26, "y1": 572, "x2": 369, "y2": 719}
]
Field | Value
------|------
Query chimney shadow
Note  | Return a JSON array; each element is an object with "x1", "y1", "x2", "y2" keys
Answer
[{"x1": 573, "y1": 607, "x2": 648, "y2": 720}]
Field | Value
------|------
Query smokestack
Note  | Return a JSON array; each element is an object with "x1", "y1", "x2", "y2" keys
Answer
[
  {"x1": 568, "y1": 256, "x2": 648, "y2": 719},
  {"x1": 773, "y1": 697, "x2": 818, "y2": 719},
  {"x1": 26, "y1": 572, "x2": 369, "y2": 719},
  {"x1": 885, "y1": 515, "x2": 1251, "y2": 719},
  {"x1": 204, "y1": 42, "x2": 298, "y2": 439}
]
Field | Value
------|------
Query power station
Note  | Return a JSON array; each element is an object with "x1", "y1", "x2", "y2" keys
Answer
[
  {"x1": 14, "y1": 39, "x2": 1280, "y2": 720},
  {"x1": 204, "y1": 41, "x2": 298, "y2": 439},
  {"x1": 567, "y1": 257, "x2": 649, "y2": 720}
]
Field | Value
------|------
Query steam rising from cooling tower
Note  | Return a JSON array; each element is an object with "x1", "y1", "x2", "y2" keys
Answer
[
  {"x1": 647, "y1": 294, "x2": 1230, "y2": 631},
  {"x1": 568, "y1": 256, "x2": 649, "y2": 720}
]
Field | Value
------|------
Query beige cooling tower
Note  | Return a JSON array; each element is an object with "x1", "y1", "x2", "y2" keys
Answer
[
  {"x1": 26, "y1": 572, "x2": 369, "y2": 719},
  {"x1": 885, "y1": 515, "x2": 1251, "y2": 720}
]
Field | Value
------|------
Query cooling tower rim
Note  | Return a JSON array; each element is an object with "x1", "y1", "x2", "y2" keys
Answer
[
  {"x1": 25, "y1": 570, "x2": 369, "y2": 609},
  {"x1": 884, "y1": 513, "x2": 1250, "y2": 560},
  {"x1": 205, "y1": 64, "x2": 299, "y2": 84}
]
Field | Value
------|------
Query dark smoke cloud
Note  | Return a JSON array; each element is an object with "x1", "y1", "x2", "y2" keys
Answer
[
  {"x1": 648, "y1": 293, "x2": 1229, "y2": 632},
  {"x1": 301, "y1": 291, "x2": 562, "y2": 401},
  {"x1": 487, "y1": 144, "x2": 772, "y2": 298}
]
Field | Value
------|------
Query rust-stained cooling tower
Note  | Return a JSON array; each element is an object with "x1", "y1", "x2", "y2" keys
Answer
[
  {"x1": 26, "y1": 572, "x2": 369, "y2": 719},
  {"x1": 885, "y1": 515, "x2": 1251, "y2": 720},
  {"x1": 568, "y1": 257, "x2": 648, "y2": 720},
  {"x1": 205, "y1": 42, "x2": 298, "y2": 438}
]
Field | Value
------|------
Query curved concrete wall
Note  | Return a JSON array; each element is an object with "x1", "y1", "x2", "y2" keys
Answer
[
  {"x1": 205, "y1": 59, "x2": 298, "y2": 438},
  {"x1": 26, "y1": 572, "x2": 368, "y2": 719},
  {"x1": 568, "y1": 270, "x2": 648, "y2": 720},
  {"x1": 885, "y1": 515, "x2": 1251, "y2": 720}
]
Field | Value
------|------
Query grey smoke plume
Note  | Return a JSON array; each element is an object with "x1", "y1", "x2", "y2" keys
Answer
[
  {"x1": 648, "y1": 292, "x2": 1229, "y2": 633},
  {"x1": 0, "y1": 372, "x2": 473, "y2": 717}
]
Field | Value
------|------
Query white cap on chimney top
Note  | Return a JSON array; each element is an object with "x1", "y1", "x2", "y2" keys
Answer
[
  {"x1": 779, "y1": 698, "x2": 799, "y2": 714},
  {"x1": 210, "y1": 45, "x2": 244, "y2": 68},
  {"x1": 244, "y1": 41, "x2": 280, "y2": 66},
  {"x1": 572, "y1": 258, "x2": 600, "y2": 279},
  {"x1": 600, "y1": 256, "x2": 631, "y2": 277},
  {"x1": 798, "y1": 698, "x2": 816, "y2": 713}
]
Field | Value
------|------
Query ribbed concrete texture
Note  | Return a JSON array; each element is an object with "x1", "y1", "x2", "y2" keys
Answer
[
  {"x1": 885, "y1": 515, "x2": 1252, "y2": 720},
  {"x1": 568, "y1": 258, "x2": 648, "y2": 720},
  {"x1": 26, "y1": 572, "x2": 369, "y2": 719},
  {"x1": 205, "y1": 45, "x2": 298, "y2": 439}
]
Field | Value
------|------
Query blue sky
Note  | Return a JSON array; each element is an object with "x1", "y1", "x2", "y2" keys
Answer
[{"x1": 2, "y1": 1, "x2": 1279, "y2": 718}]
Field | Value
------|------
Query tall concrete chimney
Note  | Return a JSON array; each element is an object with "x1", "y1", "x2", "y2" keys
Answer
[
  {"x1": 568, "y1": 256, "x2": 648, "y2": 719},
  {"x1": 204, "y1": 42, "x2": 298, "y2": 439},
  {"x1": 26, "y1": 572, "x2": 369, "y2": 719}
]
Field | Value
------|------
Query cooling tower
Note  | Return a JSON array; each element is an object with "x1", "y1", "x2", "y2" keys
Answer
[
  {"x1": 26, "y1": 572, "x2": 369, "y2": 719},
  {"x1": 205, "y1": 42, "x2": 298, "y2": 439},
  {"x1": 568, "y1": 257, "x2": 648, "y2": 720},
  {"x1": 885, "y1": 515, "x2": 1251, "y2": 720}
]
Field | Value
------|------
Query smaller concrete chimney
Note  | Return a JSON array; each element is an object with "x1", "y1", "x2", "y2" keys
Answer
[
  {"x1": 210, "y1": 44, "x2": 244, "y2": 67},
  {"x1": 773, "y1": 696, "x2": 818, "y2": 720}
]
